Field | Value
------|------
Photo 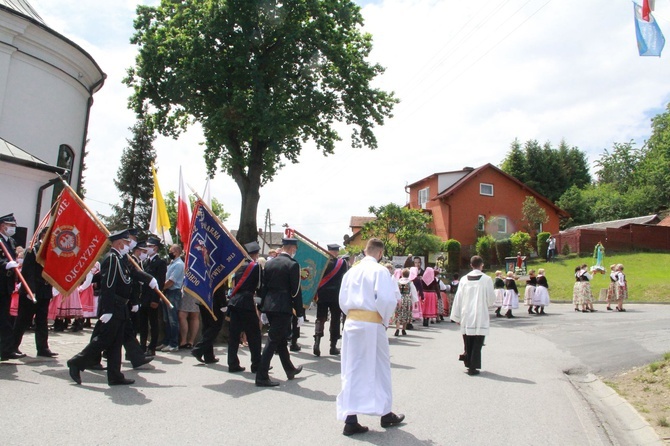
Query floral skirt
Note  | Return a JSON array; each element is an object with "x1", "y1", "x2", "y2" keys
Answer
[
  {"x1": 606, "y1": 282, "x2": 616, "y2": 302},
  {"x1": 615, "y1": 284, "x2": 628, "y2": 301},
  {"x1": 394, "y1": 295, "x2": 413, "y2": 325}
]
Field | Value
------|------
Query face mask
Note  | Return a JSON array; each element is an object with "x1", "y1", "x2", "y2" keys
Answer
[
  {"x1": 119, "y1": 245, "x2": 130, "y2": 256},
  {"x1": 168, "y1": 252, "x2": 176, "y2": 260},
  {"x1": 139, "y1": 252, "x2": 148, "y2": 261},
  {"x1": 129, "y1": 240, "x2": 137, "y2": 250},
  {"x1": 5, "y1": 226, "x2": 16, "y2": 237}
]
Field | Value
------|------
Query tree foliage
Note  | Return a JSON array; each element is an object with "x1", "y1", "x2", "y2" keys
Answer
[
  {"x1": 361, "y1": 203, "x2": 434, "y2": 258},
  {"x1": 125, "y1": 0, "x2": 397, "y2": 243},
  {"x1": 521, "y1": 196, "x2": 548, "y2": 238},
  {"x1": 500, "y1": 138, "x2": 591, "y2": 202},
  {"x1": 164, "y1": 190, "x2": 230, "y2": 243},
  {"x1": 475, "y1": 235, "x2": 496, "y2": 266},
  {"x1": 510, "y1": 231, "x2": 532, "y2": 257},
  {"x1": 101, "y1": 112, "x2": 156, "y2": 231}
]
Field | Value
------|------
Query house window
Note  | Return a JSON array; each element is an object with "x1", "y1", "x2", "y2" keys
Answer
[
  {"x1": 52, "y1": 144, "x2": 75, "y2": 204},
  {"x1": 497, "y1": 217, "x2": 507, "y2": 234},
  {"x1": 418, "y1": 187, "x2": 429, "y2": 209},
  {"x1": 477, "y1": 215, "x2": 485, "y2": 232},
  {"x1": 480, "y1": 183, "x2": 494, "y2": 196},
  {"x1": 536, "y1": 222, "x2": 543, "y2": 233}
]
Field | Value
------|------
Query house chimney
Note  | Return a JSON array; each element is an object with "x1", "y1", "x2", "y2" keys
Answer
[{"x1": 463, "y1": 166, "x2": 474, "y2": 171}]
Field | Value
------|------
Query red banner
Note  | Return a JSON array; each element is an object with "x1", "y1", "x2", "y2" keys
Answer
[{"x1": 36, "y1": 187, "x2": 109, "y2": 295}]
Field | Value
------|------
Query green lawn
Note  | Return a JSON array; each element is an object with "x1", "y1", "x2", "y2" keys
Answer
[{"x1": 486, "y1": 252, "x2": 670, "y2": 303}]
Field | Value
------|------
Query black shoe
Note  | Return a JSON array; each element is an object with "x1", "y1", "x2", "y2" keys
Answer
[
  {"x1": 108, "y1": 378, "x2": 135, "y2": 386},
  {"x1": 191, "y1": 350, "x2": 205, "y2": 363},
  {"x1": 343, "y1": 423, "x2": 369, "y2": 436},
  {"x1": 402, "y1": 330, "x2": 407, "y2": 336},
  {"x1": 255, "y1": 378, "x2": 280, "y2": 387},
  {"x1": 1, "y1": 352, "x2": 26, "y2": 361},
  {"x1": 467, "y1": 368, "x2": 480, "y2": 376},
  {"x1": 380, "y1": 412, "x2": 405, "y2": 428},
  {"x1": 528, "y1": 308, "x2": 534, "y2": 314},
  {"x1": 229, "y1": 365, "x2": 245, "y2": 373},
  {"x1": 290, "y1": 343, "x2": 301, "y2": 352},
  {"x1": 330, "y1": 346, "x2": 340, "y2": 355},
  {"x1": 590, "y1": 308, "x2": 598, "y2": 312},
  {"x1": 394, "y1": 329, "x2": 400, "y2": 336},
  {"x1": 204, "y1": 357, "x2": 220, "y2": 364},
  {"x1": 606, "y1": 306, "x2": 613, "y2": 311},
  {"x1": 406, "y1": 323, "x2": 414, "y2": 330},
  {"x1": 67, "y1": 361, "x2": 82, "y2": 384},
  {"x1": 132, "y1": 356, "x2": 154, "y2": 369},
  {"x1": 287, "y1": 365, "x2": 303, "y2": 380},
  {"x1": 89, "y1": 364, "x2": 106, "y2": 371},
  {"x1": 37, "y1": 350, "x2": 59, "y2": 358}
]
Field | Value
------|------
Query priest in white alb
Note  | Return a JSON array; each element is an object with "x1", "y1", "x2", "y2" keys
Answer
[
  {"x1": 450, "y1": 255, "x2": 496, "y2": 375},
  {"x1": 336, "y1": 238, "x2": 405, "y2": 436}
]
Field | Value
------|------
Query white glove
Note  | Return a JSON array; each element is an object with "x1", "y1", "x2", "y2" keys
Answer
[
  {"x1": 131, "y1": 305, "x2": 139, "y2": 313},
  {"x1": 17, "y1": 258, "x2": 23, "y2": 265},
  {"x1": 220, "y1": 306, "x2": 228, "y2": 313},
  {"x1": 52, "y1": 288, "x2": 59, "y2": 297},
  {"x1": 260, "y1": 313, "x2": 269, "y2": 325},
  {"x1": 149, "y1": 278, "x2": 158, "y2": 290},
  {"x1": 297, "y1": 316, "x2": 304, "y2": 328},
  {"x1": 5, "y1": 260, "x2": 18, "y2": 270},
  {"x1": 99, "y1": 313, "x2": 112, "y2": 323}
]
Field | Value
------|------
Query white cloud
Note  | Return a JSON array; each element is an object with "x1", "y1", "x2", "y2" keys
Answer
[{"x1": 24, "y1": 0, "x2": 670, "y2": 246}]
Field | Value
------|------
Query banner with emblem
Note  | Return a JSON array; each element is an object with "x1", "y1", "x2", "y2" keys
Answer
[
  {"x1": 36, "y1": 187, "x2": 110, "y2": 295},
  {"x1": 183, "y1": 199, "x2": 247, "y2": 319},
  {"x1": 287, "y1": 229, "x2": 330, "y2": 307}
]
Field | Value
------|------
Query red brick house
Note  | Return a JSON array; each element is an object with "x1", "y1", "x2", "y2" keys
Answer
[{"x1": 406, "y1": 164, "x2": 569, "y2": 247}]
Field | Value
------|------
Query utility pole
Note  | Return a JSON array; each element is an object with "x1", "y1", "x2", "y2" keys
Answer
[{"x1": 262, "y1": 209, "x2": 272, "y2": 253}]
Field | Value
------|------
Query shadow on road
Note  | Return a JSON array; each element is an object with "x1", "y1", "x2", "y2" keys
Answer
[
  {"x1": 345, "y1": 426, "x2": 439, "y2": 446},
  {"x1": 478, "y1": 371, "x2": 535, "y2": 384}
]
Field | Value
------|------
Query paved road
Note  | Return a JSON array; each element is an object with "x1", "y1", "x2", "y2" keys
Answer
[{"x1": 0, "y1": 303, "x2": 667, "y2": 445}]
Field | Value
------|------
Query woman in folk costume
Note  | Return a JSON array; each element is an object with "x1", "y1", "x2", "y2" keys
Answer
[
  {"x1": 533, "y1": 268, "x2": 550, "y2": 315},
  {"x1": 49, "y1": 287, "x2": 84, "y2": 332},
  {"x1": 438, "y1": 276, "x2": 449, "y2": 319},
  {"x1": 579, "y1": 263, "x2": 597, "y2": 312},
  {"x1": 501, "y1": 271, "x2": 519, "y2": 318},
  {"x1": 524, "y1": 269, "x2": 537, "y2": 314},
  {"x1": 573, "y1": 266, "x2": 583, "y2": 312},
  {"x1": 394, "y1": 268, "x2": 417, "y2": 336},
  {"x1": 79, "y1": 262, "x2": 100, "y2": 321},
  {"x1": 493, "y1": 270, "x2": 505, "y2": 317},
  {"x1": 409, "y1": 267, "x2": 423, "y2": 326},
  {"x1": 421, "y1": 267, "x2": 440, "y2": 325},
  {"x1": 606, "y1": 264, "x2": 617, "y2": 311},
  {"x1": 614, "y1": 264, "x2": 628, "y2": 312}
]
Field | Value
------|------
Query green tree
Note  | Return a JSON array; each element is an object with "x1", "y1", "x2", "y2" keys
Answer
[
  {"x1": 125, "y1": 1, "x2": 397, "y2": 243},
  {"x1": 510, "y1": 231, "x2": 532, "y2": 256},
  {"x1": 361, "y1": 203, "x2": 434, "y2": 257},
  {"x1": 102, "y1": 112, "x2": 156, "y2": 231},
  {"x1": 164, "y1": 190, "x2": 230, "y2": 242},
  {"x1": 640, "y1": 105, "x2": 670, "y2": 208},
  {"x1": 520, "y1": 196, "x2": 548, "y2": 240},
  {"x1": 500, "y1": 139, "x2": 527, "y2": 183},
  {"x1": 594, "y1": 141, "x2": 643, "y2": 193}
]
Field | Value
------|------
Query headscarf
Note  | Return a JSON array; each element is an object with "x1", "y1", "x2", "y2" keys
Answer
[
  {"x1": 409, "y1": 267, "x2": 419, "y2": 281},
  {"x1": 422, "y1": 267, "x2": 435, "y2": 285},
  {"x1": 393, "y1": 268, "x2": 402, "y2": 280}
]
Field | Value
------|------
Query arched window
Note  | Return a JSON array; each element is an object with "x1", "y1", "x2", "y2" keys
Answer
[{"x1": 52, "y1": 144, "x2": 75, "y2": 203}]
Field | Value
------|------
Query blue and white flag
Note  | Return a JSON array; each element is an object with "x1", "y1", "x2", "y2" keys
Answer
[
  {"x1": 183, "y1": 200, "x2": 246, "y2": 318},
  {"x1": 634, "y1": 3, "x2": 665, "y2": 57}
]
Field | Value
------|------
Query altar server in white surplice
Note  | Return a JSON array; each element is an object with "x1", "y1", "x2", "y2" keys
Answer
[{"x1": 336, "y1": 238, "x2": 405, "y2": 437}]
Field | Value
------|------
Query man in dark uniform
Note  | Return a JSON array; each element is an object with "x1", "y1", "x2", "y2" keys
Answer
[
  {"x1": 139, "y1": 236, "x2": 167, "y2": 356},
  {"x1": 313, "y1": 243, "x2": 348, "y2": 357},
  {"x1": 191, "y1": 286, "x2": 227, "y2": 364},
  {"x1": 226, "y1": 241, "x2": 262, "y2": 373},
  {"x1": 0, "y1": 213, "x2": 23, "y2": 361},
  {"x1": 255, "y1": 238, "x2": 304, "y2": 387},
  {"x1": 12, "y1": 227, "x2": 57, "y2": 357},
  {"x1": 67, "y1": 229, "x2": 137, "y2": 385}
]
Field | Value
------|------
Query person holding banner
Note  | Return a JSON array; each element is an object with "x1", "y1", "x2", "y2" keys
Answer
[
  {"x1": 313, "y1": 243, "x2": 347, "y2": 357},
  {"x1": 255, "y1": 238, "x2": 304, "y2": 387},
  {"x1": 226, "y1": 241, "x2": 262, "y2": 373},
  {"x1": 0, "y1": 213, "x2": 24, "y2": 361},
  {"x1": 67, "y1": 229, "x2": 142, "y2": 385},
  {"x1": 139, "y1": 237, "x2": 167, "y2": 356},
  {"x1": 337, "y1": 238, "x2": 404, "y2": 436},
  {"x1": 12, "y1": 227, "x2": 58, "y2": 358}
]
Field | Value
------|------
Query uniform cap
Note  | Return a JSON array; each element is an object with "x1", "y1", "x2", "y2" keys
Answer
[
  {"x1": 0, "y1": 213, "x2": 16, "y2": 224},
  {"x1": 108, "y1": 229, "x2": 130, "y2": 242},
  {"x1": 281, "y1": 237, "x2": 298, "y2": 246},
  {"x1": 145, "y1": 236, "x2": 163, "y2": 247},
  {"x1": 244, "y1": 241, "x2": 261, "y2": 254},
  {"x1": 327, "y1": 244, "x2": 340, "y2": 251}
]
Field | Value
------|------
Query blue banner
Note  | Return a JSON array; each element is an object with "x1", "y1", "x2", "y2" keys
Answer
[
  {"x1": 634, "y1": 3, "x2": 665, "y2": 57},
  {"x1": 183, "y1": 200, "x2": 246, "y2": 318},
  {"x1": 293, "y1": 235, "x2": 330, "y2": 307}
]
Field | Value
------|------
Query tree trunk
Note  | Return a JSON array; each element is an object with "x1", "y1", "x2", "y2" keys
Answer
[{"x1": 237, "y1": 186, "x2": 260, "y2": 244}]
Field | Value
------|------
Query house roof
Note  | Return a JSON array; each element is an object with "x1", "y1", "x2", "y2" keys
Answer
[
  {"x1": 0, "y1": 137, "x2": 66, "y2": 175},
  {"x1": 658, "y1": 215, "x2": 670, "y2": 227},
  {"x1": 432, "y1": 163, "x2": 569, "y2": 217},
  {"x1": 563, "y1": 215, "x2": 659, "y2": 232},
  {"x1": 405, "y1": 167, "x2": 475, "y2": 189},
  {"x1": 0, "y1": 0, "x2": 44, "y2": 24},
  {"x1": 349, "y1": 216, "x2": 375, "y2": 229}
]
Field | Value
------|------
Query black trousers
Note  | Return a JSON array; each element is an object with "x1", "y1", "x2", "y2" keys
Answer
[
  {"x1": 315, "y1": 300, "x2": 341, "y2": 342},
  {"x1": 123, "y1": 313, "x2": 147, "y2": 365},
  {"x1": 192, "y1": 305, "x2": 224, "y2": 362},
  {"x1": 138, "y1": 305, "x2": 159, "y2": 351},
  {"x1": 462, "y1": 334, "x2": 485, "y2": 370},
  {"x1": 256, "y1": 312, "x2": 294, "y2": 380},
  {"x1": 0, "y1": 285, "x2": 15, "y2": 357},
  {"x1": 69, "y1": 317, "x2": 126, "y2": 382},
  {"x1": 227, "y1": 307, "x2": 261, "y2": 369},
  {"x1": 13, "y1": 294, "x2": 50, "y2": 353}
]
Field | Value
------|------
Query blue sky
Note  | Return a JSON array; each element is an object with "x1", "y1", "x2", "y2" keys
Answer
[{"x1": 27, "y1": 0, "x2": 670, "y2": 244}]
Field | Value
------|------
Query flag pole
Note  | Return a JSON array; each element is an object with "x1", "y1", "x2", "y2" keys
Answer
[
  {"x1": 125, "y1": 255, "x2": 173, "y2": 309},
  {"x1": 0, "y1": 243, "x2": 35, "y2": 303},
  {"x1": 56, "y1": 178, "x2": 173, "y2": 309},
  {"x1": 288, "y1": 227, "x2": 336, "y2": 258}
]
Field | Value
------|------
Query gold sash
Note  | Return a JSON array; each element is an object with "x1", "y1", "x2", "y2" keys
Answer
[{"x1": 347, "y1": 309, "x2": 382, "y2": 324}]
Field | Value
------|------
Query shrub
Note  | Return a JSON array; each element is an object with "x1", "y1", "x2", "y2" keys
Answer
[
  {"x1": 444, "y1": 239, "x2": 461, "y2": 272},
  {"x1": 537, "y1": 232, "x2": 550, "y2": 257},
  {"x1": 476, "y1": 235, "x2": 496, "y2": 266},
  {"x1": 561, "y1": 243, "x2": 571, "y2": 256},
  {"x1": 495, "y1": 238, "x2": 512, "y2": 263},
  {"x1": 510, "y1": 231, "x2": 532, "y2": 256}
]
